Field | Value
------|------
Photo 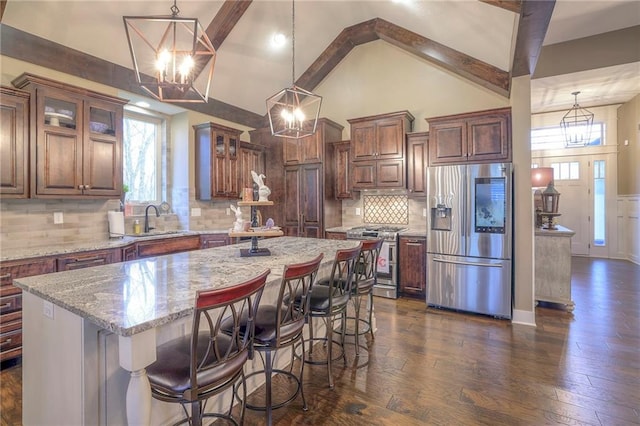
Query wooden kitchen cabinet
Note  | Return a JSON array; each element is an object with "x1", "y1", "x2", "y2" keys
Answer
[
  {"x1": 399, "y1": 236, "x2": 426, "y2": 299},
  {"x1": 348, "y1": 111, "x2": 414, "y2": 190},
  {"x1": 194, "y1": 122, "x2": 242, "y2": 200},
  {"x1": 0, "y1": 257, "x2": 56, "y2": 363},
  {"x1": 56, "y1": 248, "x2": 121, "y2": 271},
  {"x1": 284, "y1": 164, "x2": 323, "y2": 238},
  {"x1": 238, "y1": 142, "x2": 265, "y2": 192},
  {"x1": 427, "y1": 107, "x2": 511, "y2": 166},
  {"x1": 0, "y1": 86, "x2": 30, "y2": 198},
  {"x1": 406, "y1": 132, "x2": 429, "y2": 197},
  {"x1": 325, "y1": 231, "x2": 346, "y2": 240},
  {"x1": 283, "y1": 132, "x2": 323, "y2": 165},
  {"x1": 332, "y1": 141, "x2": 353, "y2": 200},
  {"x1": 12, "y1": 73, "x2": 126, "y2": 198},
  {"x1": 200, "y1": 233, "x2": 230, "y2": 249},
  {"x1": 136, "y1": 235, "x2": 201, "y2": 258}
]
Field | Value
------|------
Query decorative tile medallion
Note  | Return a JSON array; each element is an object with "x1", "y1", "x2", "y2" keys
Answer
[{"x1": 363, "y1": 194, "x2": 409, "y2": 225}]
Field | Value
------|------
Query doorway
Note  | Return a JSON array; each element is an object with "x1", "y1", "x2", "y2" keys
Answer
[{"x1": 533, "y1": 151, "x2": 617, "y2": 258}]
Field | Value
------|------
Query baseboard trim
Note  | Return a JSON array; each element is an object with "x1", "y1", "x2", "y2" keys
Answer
[{"x1": 511, "y1": 309, "x2": 536, "y2": 327}]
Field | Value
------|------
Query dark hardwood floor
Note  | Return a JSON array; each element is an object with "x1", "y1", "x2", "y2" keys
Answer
[{"x1": 2, "y1": 257, "x2": 639, "y2": 425}]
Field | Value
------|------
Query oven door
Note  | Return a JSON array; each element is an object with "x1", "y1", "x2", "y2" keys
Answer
[{"x1": 374, "y1": 241, "x2": 397, "y2": 299}]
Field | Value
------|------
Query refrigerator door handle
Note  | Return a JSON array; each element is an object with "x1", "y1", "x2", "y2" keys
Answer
[{"x1": 432, "y1": 258, "x2": 503, "y2": 268}]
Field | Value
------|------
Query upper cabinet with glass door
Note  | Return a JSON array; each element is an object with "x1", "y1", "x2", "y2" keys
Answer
[{"x1": 12, "y1": 73, "x2": 128, "y2": 198}]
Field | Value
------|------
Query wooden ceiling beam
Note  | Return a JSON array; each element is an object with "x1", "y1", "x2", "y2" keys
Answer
[
  {"x1": 0, "y1": 1, "x2": 7, "y2": 22},
  {"x1": 296, "y1": 18, "x2": 510, "y2": 98},
  {"x1": 479, "y1": 0, "x2": 522, "y2": 14},
  {"x1": 511, "y1": 0, "x2": 556, "y2": 77}
]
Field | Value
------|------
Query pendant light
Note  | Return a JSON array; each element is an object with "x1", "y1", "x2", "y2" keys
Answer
[
  {"x1": 123, "y1": 0, "x2": 216, "y2": 103},
  {"x1": 560, "y1": 91, "x2": 594, "y2": 146},
  {"x1": 266, "y1": 0, "x2": 322, "y2": 139}
]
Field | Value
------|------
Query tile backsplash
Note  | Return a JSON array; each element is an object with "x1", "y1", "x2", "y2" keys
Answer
[
  {"x1": 342, "y1": 195, "x2": 427, "y2": 230},
  {"x1": 363, "y1": 194, "x2": 409, "y2": 224}
]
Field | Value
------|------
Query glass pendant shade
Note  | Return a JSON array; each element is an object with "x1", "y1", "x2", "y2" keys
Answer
[
  {"x1": 266, "y1": 85, "x2": 322, "y2": 139},
  {"x1": 123, "y1": 3, "x2": 215, "y2": 103},
  {"x1": 560, "y1": 91, "x2": 594, "y2": 146}
]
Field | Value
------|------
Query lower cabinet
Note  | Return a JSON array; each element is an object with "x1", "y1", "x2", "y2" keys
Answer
[
  {"x1": 398, "y1": 236, "x2": 426, "y2": 298},
  {"x1": 57, "y1": 248, "x2": 121, "y2": 271},
  {"x1": 0, "y1": 257, "x2": 57, "y2": 363},
  {"x1": 136, "y1": 235, "x2": 201, "y2": 259},
  {"x1": 325, "y1": 231, "x2": 346, "y2": 240},
  {"x1": 200, "y1": 234, "x2": 230, "y2": 249}
]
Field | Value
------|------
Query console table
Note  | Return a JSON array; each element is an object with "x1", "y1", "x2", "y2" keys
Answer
[{"x1": 535, "y1": 225, "x2": 576, "y2": 311}]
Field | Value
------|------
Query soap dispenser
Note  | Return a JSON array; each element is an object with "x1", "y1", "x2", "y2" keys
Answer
[{"x1": 133, "y1": 220, "x2": 141, "y2": 235}]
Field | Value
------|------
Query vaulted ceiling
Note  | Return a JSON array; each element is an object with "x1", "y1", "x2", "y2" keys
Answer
[{"x1": 1, "y1": 0, "x2": 638, "y2": 128}]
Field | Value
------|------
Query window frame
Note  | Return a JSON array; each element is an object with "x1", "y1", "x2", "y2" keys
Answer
[{"x1": 123, "y1": 109, "x2": 165, "y2": 204}]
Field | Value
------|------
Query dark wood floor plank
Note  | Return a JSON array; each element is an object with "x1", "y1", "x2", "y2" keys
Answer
[{"x1": 2, "y1": 257, "x2": 639, "y2": 425}]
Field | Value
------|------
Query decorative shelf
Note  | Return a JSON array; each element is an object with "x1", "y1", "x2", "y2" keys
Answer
[
  {"x1": 237, "y1": 201, "x2": 274, "y2": 207},
  {"x1": 233, "y1": 196, "x2": 279, "y2": 256}
]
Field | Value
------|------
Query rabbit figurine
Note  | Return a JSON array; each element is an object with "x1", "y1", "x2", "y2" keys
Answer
[
  {"x1": 230, "y1": 204, "x2": 244, "y2": 232},
  {"x1": 251, "y1": 170, "x2": 271, "y2": 202}
]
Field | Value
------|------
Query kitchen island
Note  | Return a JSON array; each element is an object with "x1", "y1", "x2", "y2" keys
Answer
[{"x1": 15, "y1": 236, "x2": 360, "y2": 426}]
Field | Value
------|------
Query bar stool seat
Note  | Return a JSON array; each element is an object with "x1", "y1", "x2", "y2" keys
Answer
[{"x1": 146, "y1": 269, "x2": 270, "y2": 426}]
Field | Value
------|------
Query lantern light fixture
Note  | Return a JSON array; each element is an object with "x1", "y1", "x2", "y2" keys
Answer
[
  {"x1": 123, "y1": 0, "x2": 216, "y2": 103},
  {"x1": 266, "y1": 0, "x2": 322, "y2": 139},
  {"x1": 560, "y1": 91, "x2": 594, "y2": 146}
]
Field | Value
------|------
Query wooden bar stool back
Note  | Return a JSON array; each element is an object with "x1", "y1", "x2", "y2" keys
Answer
[{"x1": 146, "y1": 269, "x2": 270, "y2": 426}]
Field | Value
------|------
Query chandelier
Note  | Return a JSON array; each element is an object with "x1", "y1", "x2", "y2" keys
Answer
[
  {"x1": 560, "y1": 91, "x2": 594, "y2": 146},
  {"x1": 123, "y1": 0, "x2": 216, "y2": 103},
  {"x1": 266, "y1": 0, "x2": 322, "y2": 139}
]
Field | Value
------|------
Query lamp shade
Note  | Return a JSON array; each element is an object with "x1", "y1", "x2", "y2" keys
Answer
[{"x1": 531, "y1": 167, "x2": 554, "y2": 188}]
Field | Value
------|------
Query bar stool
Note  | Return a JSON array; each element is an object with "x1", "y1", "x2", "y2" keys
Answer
[
  {"x1": 239, "y1": 254, "x2": 324, "y2": 425},
  {"x1": 145, "y1": 269, "x2": 270, "y2": 426},
  {"x1": 347, "y1": 238, "x2": 383, "y2": 355},
  {"x1": 302, "y1": 243, "x2": 361, "y2": 388}
]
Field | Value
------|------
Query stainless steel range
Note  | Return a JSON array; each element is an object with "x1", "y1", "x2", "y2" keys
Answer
[{"x1": 346, "y1": 225, "x2": 406, "y2": 299}]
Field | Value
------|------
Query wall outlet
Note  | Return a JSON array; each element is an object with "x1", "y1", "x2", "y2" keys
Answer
[
  {"x1": 423, "y1": 208, "x2": 427, "y2": 217},
  {"x1": 191, "y1": 208, "x2": 201, "y2": 217},
  {"x1": 53, "y1": 212, "x2": 64, "y2": 224},
  {"x1": 43, "y1": 300, "x2": 54, "y2": 319},
  {"x1": 355, "y1": 207, "x2": 361, "y2": 216}
]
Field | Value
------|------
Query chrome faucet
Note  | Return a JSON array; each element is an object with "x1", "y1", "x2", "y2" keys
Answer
[{"x1": 144, "y1": 204, "x2": 160, "y2": 233}]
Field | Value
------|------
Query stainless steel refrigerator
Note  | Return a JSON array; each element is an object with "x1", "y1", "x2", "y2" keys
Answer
[{"x1": 426, "y1": 163, "x2": 513, "y2": 318}]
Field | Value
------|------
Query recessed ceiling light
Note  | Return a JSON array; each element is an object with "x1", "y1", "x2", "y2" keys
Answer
[
  {"x1": 135, "y1": 101, "x2": 151, "y2": 108},
  {"x1": 271, "y1": 33, "x2": 286, "y2": 48}
]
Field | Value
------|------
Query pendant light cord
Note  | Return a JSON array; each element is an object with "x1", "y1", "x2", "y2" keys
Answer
[{"x1": 291, "y1": 0, "x2": 295, "y2": 86}]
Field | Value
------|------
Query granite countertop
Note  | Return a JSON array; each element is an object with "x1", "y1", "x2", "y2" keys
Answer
[
  {"x1": 15, "y1": 237, "x2": 359, "y2": 337},
  {"x1": 535, "y1": 225, "x2": 575, "y2": 236},
  {"x1": 1, "y1": 229, "x2": 229, "y2": 262}
]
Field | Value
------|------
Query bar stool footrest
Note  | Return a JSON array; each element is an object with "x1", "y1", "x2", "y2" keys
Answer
[
  {"x1": 333, "y1": 315, "x2": 372, "y2": 337},
  {"x1": 240, "y1": 369, "x2": 302, "y2": 412}
]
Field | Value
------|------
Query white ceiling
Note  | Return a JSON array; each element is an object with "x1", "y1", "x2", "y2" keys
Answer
[{"x1": 2, "y1": 0, "x2": 639, "y2": 116}]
